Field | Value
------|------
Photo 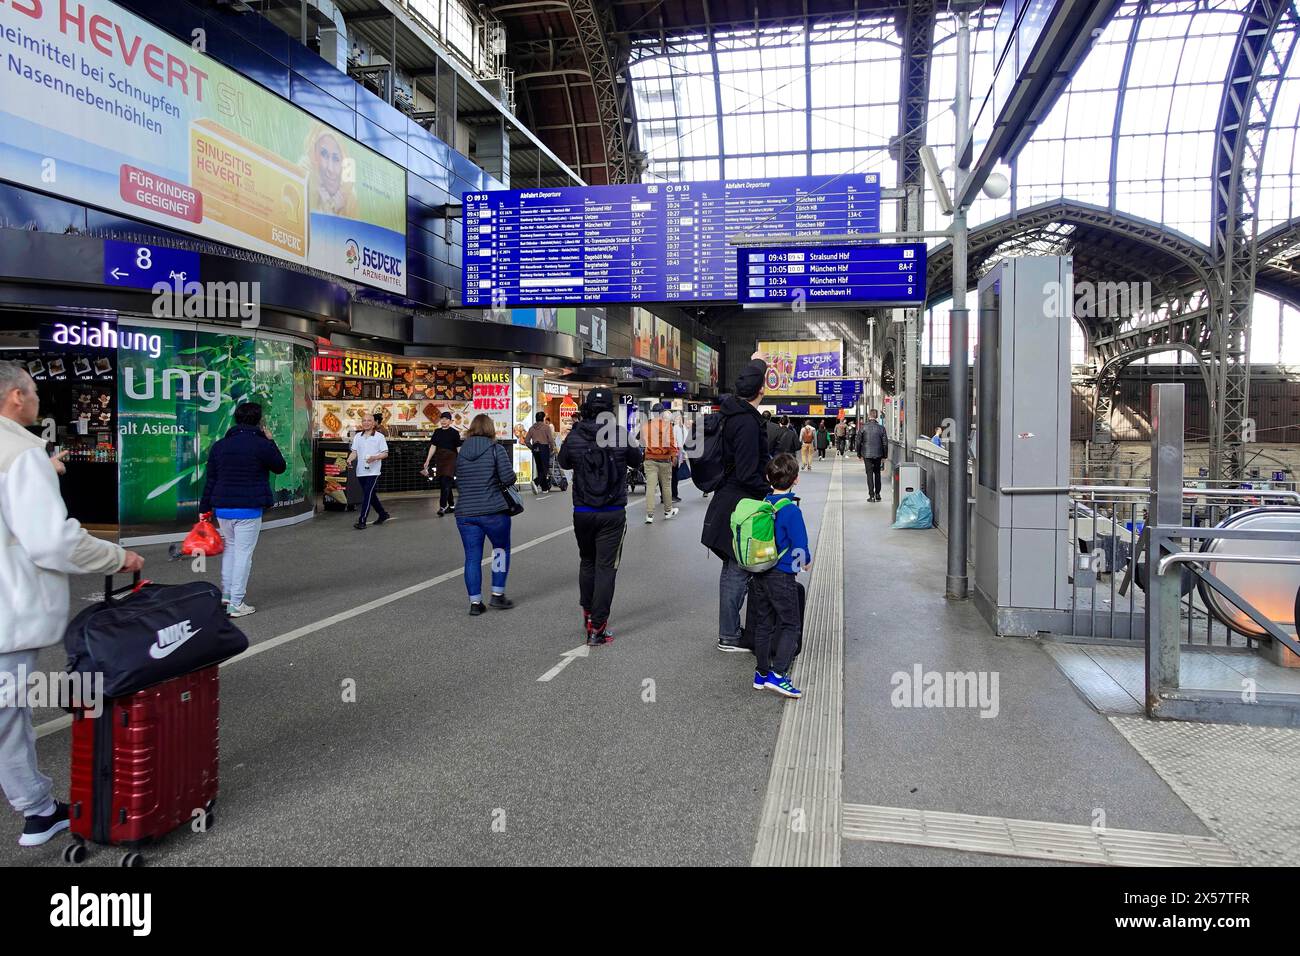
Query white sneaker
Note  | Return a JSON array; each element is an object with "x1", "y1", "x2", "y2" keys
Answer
[
  {"x1": 227, "y1": 602, "x2": 257, "y2": 618},
  {"x1": 645, "y1": 515, "x2": 654, "y2": 524},
  {"x1": 664, "y1": 508, "x2": 679, "y2": 519}
]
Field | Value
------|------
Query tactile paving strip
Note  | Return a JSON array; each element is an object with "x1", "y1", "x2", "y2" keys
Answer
[
  {"x1": 1110, "y1": 716, "x2": 1300, "y2": 865},
  {"x1": 752, "y1": 459, "x2": 844, "y2": 867},
  {"x1": 842, "y1": 803, "x2": 1237, "y2": 866}
]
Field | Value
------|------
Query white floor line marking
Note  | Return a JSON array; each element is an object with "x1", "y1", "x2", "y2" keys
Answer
[
  {"x1": 536, "y1": 643, "x2": 591, "y2": 682},
  {"x1": 35, "y1": 520, "x2": 582, "y2": 739}
]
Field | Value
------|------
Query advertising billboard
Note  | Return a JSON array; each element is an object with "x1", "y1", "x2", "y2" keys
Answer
[
  {"x1": 694, "y1": 340, "x2": 718, "y2": 388},
  {"x1": 116, "y1": 322, "x2": 314, "y2": 537},
  {"x1": 631, "y1": 309, "x2": 679, "y2": 370},
  {"x1": 0, "y1": 0, "x2": 407, "y2": 292},
  {"x1": 756, "y1": 340, "x2": 844, "y2": 397},
  {"x1": 632, "y1": 307, "x2": 655, "y2": 363}
]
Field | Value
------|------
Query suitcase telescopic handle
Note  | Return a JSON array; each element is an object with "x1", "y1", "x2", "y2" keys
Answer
[{"x1": 104, "y1": 570, "x2": 144, "y2": 604}]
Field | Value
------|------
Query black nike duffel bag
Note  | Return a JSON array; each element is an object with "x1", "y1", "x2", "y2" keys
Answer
[{"x1": 64, "y1": 574, "x2": 249, "y2": 698}]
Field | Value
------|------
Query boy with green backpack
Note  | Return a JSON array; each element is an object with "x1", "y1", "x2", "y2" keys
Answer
[{"x1": 730, "y1": 453, "x2": 811, "y2": 699}]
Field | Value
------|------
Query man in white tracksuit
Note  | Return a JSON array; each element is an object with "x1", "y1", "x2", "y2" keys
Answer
[{"x1": 0, "y1": 361, "x2": 143, "y2": 847}]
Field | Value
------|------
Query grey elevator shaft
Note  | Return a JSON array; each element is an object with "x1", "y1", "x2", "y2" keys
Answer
[{"x1": 973, "y1": 256, "x2": 1074, "y2": 635}]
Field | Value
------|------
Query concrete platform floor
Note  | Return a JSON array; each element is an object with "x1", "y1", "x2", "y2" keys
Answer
[{"x1": 1, "y1": 454, "x2": 1286, "y2": 866}]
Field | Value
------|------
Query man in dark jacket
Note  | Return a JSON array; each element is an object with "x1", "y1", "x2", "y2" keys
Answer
[
  {"x1": 557, "y1": 389, "x2": 644, "y2": 646},
  {"x1": 762, "y1": 410, "x2": 799, "y2": 457},
  {"x1": 701, "y1": 356, "x2": 771, "y2": 653},
  {"x1": 855, "y1": 408, "x2": 889, "y2": 502},
  {"x1": 199, "y1": 402, "x2": 287, "y2": 617},
  {"x1": 775, "y1": 415, "x2": 801, "y2": 456}
]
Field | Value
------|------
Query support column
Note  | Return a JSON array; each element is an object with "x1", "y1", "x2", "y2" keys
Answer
[{"x1": 946, "y1": 10, "x2": 972, "y2": 600}]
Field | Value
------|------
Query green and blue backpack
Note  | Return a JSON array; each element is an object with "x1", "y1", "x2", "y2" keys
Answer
[{"x1": 730, "y1": 497, "x2": 794, "y2": 572}]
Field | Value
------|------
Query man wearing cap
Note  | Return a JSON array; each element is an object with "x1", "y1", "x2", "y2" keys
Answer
[
  {"x1": 700, "y1": 353, "x2": 772, "y2": 653},
  {"x1": 557, "y1": 388, "x2": 644, "y2": 645}
]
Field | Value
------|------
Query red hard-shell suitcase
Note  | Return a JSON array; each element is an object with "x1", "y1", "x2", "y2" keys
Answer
[{"x1": 66, "y1": 664, "x2": 220, "y2": 866}]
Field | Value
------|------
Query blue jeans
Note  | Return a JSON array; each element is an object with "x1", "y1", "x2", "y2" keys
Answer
[
  {"x1": 217, "y1": 516, "x2": 262, "y2": 607},
  {"x1": 719, "y1": 557, "x2": 751, "y2": 640},
  {"x1": 456, "y1": 513, "x2": 512, "y2": 602}
]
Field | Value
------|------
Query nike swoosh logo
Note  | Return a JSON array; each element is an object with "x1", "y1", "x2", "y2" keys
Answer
[{"x1": 148, "y1": 628, "x2": 200, "y2": 660}]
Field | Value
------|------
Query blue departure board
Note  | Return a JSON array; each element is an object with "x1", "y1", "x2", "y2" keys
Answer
[
  {"x1": 737, "y1": 243, "x2": 926, "y2": 306},
  {"x1": 461, "y1": 174, "x2": 880, "y2": 306}
]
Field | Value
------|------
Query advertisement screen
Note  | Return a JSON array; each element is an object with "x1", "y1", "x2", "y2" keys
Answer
[
  {"x1": 116, "y1": 322, "x2": 314, "y2": 537},
  {"x1": 694, "y1": 340, "x2": 718, "y2": 388},
  {"x1": 0, "y1": 0, "x2": 407, "y2": 292},
  {"x1": 756, "y1": 340, "x2": 844, "y2": 397}
]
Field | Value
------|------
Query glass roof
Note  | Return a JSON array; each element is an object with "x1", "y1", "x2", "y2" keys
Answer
[{"x1": 626, "y1": 0, "x2": 1299, "y2": 363}]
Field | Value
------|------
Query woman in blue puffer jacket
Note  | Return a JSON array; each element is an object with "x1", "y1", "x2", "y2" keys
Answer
[
  {"x1": 454, "y1": 414, "x2": 518, "y2": 616},
  {"x1": 198, "y1": 402, "x2": 286, "y2": 618}
]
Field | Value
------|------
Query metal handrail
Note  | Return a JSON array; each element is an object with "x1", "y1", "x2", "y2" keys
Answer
[
  {"x1": 1157, "y1": 552, "x2": 1300, "y2": 575},
  {"x1": 1001, "y1": 485, "x2": 1300, "y2": 503}
]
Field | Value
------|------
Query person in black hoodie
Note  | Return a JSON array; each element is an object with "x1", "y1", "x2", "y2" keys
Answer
[
  {"x1": 700, "y1": 355, "x2": 771, "y2": 653},
  {"x1": 557, "y1": 388, "x2": 643, "y2": 645},
  {"x1": 198, "y1": 402, "x2": 287, "y2": 618}
]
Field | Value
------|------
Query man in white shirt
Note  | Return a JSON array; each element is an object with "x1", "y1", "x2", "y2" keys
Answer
[
  {"x1": 0, "y1": 361, "x2": 143, "y2": 846},
  {"x1": 346, "y1": 413, "x2": 390, "y2": 529}
]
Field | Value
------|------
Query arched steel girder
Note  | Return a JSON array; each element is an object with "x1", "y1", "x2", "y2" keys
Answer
[
  {"x1": 1086, "y1": 342, "x2": 1216, "y2": 476},
  {"x1": 925, "y1": 200, "x2": 1217, "y2": 308},
  {"x1": 1209, "y1": 0, "x2": 1300, "y2": 479},
  {"x1": 566, "y1": 0, "x2": 634, "y2": 183},
  {"x1": 1256, "y1": 216, "x2": 1300, "y2": 305}
]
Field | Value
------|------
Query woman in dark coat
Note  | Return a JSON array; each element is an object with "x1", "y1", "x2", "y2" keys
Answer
[{"x1": 815, "y1": 421, "x2": 831, "y2": 460}]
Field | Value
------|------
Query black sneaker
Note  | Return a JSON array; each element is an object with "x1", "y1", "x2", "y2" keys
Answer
[
  {"x1": 375, "y1": 514, "x2": 391, "y2": 525},
  {"x1": 437, "y1": 508, "x2": 446, "y2": 517},
  {"x1": 447, "y1": 505, "x2": 456, "y2": 513},
  {"x1": 469, "y1": 602, "x2": 487, "y2": 616},
  {"x1": 19, "y1": 802, "x2": 70, "y2": 847},
  {"x1": 587, "y1": 623, "x2": 615, "y2": 646},
  {"x1": 353, "y1": 521, "x2": 367, "y2": 530},
  {"x1": 489, "y1": 594, "x2": 514, "y2": 609},
  {"x1": 717, "y1": 637, "x2": 749, "y2": 653}
]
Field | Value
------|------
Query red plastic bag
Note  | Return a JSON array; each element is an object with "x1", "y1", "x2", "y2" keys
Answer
[{"x1": 181, "y1": 513, "x2": 224, "y2": 557}]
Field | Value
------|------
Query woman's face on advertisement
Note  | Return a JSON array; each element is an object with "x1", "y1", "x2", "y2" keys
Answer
[{"x1": 315, "y1": 134, "x2": 344, "y2": 193}]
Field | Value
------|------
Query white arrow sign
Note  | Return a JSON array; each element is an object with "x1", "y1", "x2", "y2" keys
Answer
[
  {"x1": 536, "y1": 643, "x2": 590, "y2": 683},
  {"x1": 110, "y1": 268, "x2": 128, "y2": 280}
]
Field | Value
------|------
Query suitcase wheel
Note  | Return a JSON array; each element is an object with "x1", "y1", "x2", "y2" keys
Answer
[
  {"x1": 119, "y1": 851, "x2": 145, "y2": 867},
  {"x1": 62, "y1": 842, "x2": 88, "y2": 864}
]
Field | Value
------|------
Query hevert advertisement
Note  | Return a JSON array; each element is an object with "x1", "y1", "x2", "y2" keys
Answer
[
  {"x1": 116, "y1": 322, "x2": 314, "y2": 537},
  {"x1": 756, "y1": 340, "x2": 844, "y2": 396},
  {"x1": 0, "y1": 0, "x2": 407, "y2": 292}
]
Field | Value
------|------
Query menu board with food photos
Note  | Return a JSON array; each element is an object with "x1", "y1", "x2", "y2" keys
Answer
[
  {"x1": 314, "y1": 400, "x2": 475, "y2": 439},
  {"x1": 386, "y1": 364, "x2": 475, "y2": 400}
]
